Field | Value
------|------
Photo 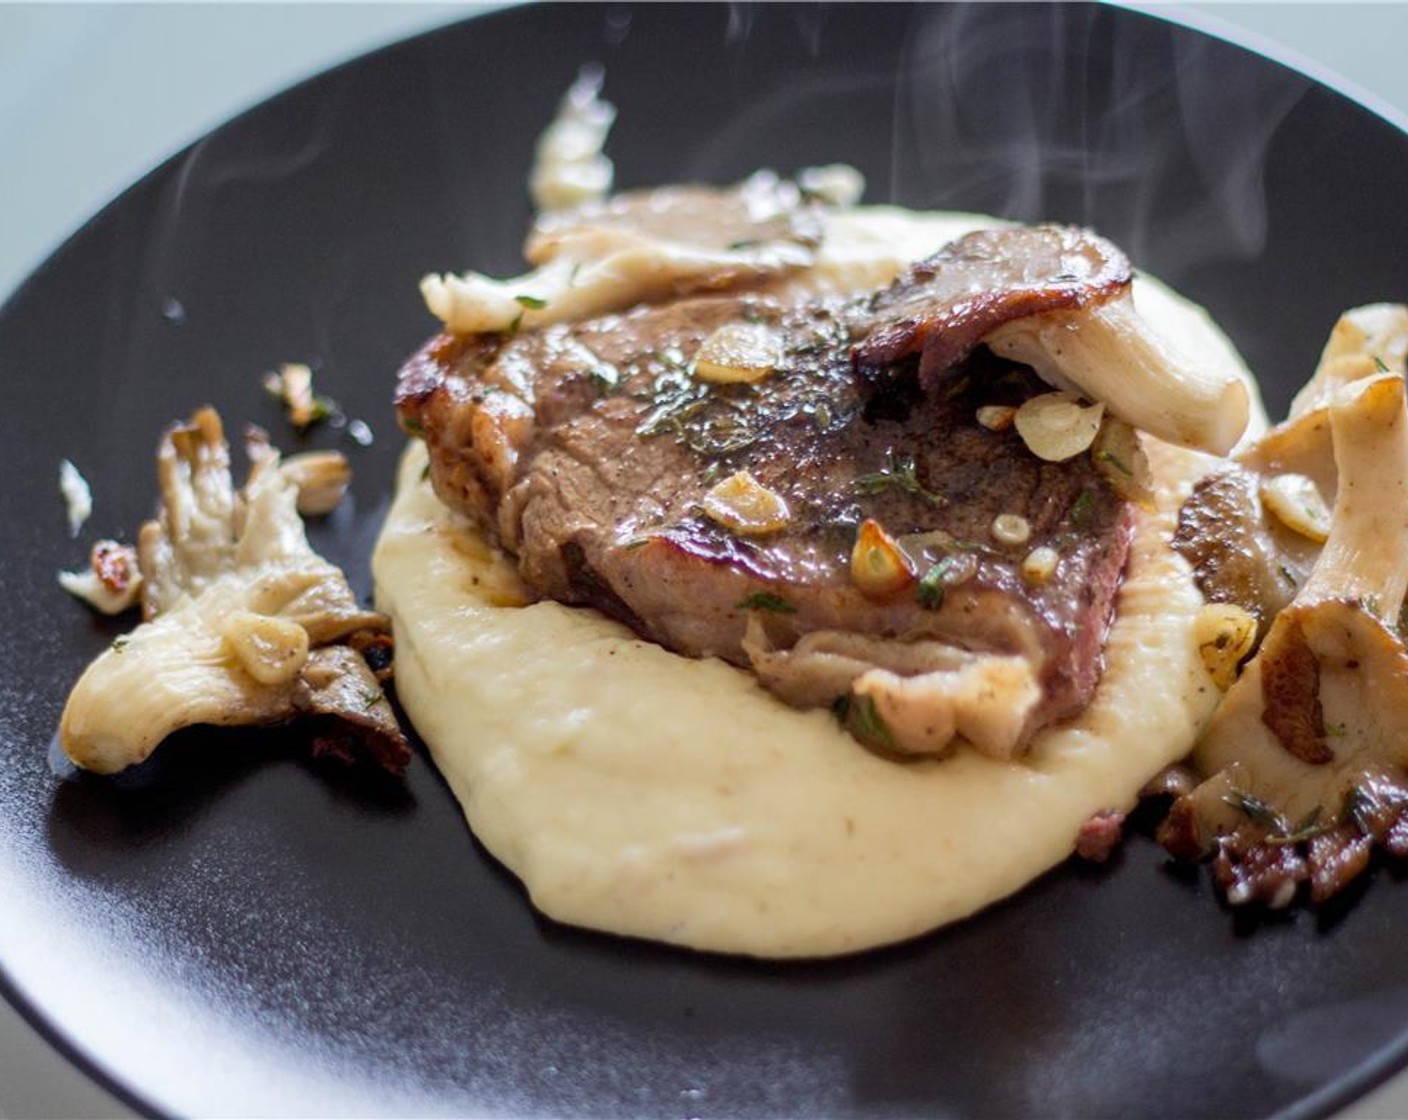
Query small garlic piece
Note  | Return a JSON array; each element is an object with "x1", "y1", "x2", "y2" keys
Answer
[
  {"x1": 702, "y1": 470, "x2": 791, "y2": 535},
  {"x1": 220, "y1": 610, "x2": 310, "y2": 687},
  {"x1": 59, "y1": 459, "x2": 92, "y2": 538},
  {"x1": 991, "y1": 514, "x2": 1031, "y2": 546},
  {"x1": 1022, "y1": 546, "x2": 1060, "y2": 584},
  {"x1": 850, "y1": 518, "x2": 916, "y2": 598},
  {"x1": 693, "y1": 322, "x2": 783, "y2": 384},
  {"x1": 281, "y1": 450, "x2": 353, "y2": 517},
  {"x1": 1013, "y1": 392, "x2": 1105, "y2": 462},
  {"x1": 976, "y1": 405, "x2": 1016, "y2": 432},
  {"x1": 1193, "y1": 602, "x2": 1257, "y2": 690},
  {"x1": 1260, "y1": 473, "x2": 1332, "y2": 544}
]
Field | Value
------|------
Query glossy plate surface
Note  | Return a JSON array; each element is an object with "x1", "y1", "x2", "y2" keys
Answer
[{"x1": 4, "y1": 4, "x2": 1408, "y2": 1117}]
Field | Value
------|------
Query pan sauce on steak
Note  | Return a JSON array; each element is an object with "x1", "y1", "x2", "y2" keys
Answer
[{"x1": 397, "y1": 226, "x2": 1138, "y2": 759}]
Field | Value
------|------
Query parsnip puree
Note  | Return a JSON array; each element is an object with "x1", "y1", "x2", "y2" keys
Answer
[{"x1": 373, "y1": 207, "x2": 1251, "y2": 958}]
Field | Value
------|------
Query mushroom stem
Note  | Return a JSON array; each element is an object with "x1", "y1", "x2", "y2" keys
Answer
[
  {"x1": 986, "y1": 292, "x2": 1250, "y2": 455},
  {"x1": 1301, "y1": 373, "x2": 1408, "y2": 615}
]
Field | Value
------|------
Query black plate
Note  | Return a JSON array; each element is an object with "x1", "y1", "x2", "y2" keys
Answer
[{"x1": 5, "y1": 4, "x2": 1408, "y2": 1116}]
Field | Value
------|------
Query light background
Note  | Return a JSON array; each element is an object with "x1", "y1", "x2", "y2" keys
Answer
[{"x1": 2, "y1": 3, "x2": 1407, "y2": 1117}]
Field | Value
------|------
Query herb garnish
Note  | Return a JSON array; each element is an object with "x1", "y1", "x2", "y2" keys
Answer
[
  {"x1": 514, "y1": 294, "x2": 548, "y2": 310},
  {"x1": 736, "y1": 591, "x2": 798, "y2": 614},
  {"x1": 833, "y1": 693, "x2": 898, "y2": 754},
  {"x1": 361, "y1": 688, "x2": 387, "y2": 710},
  {"x1": 854, "y1": 452, "x2": 944, "y2": 507},
  {"x1": 1069, "y1": 488, "x2": 1098, "y2": 529},
  {"x1": 1222, "y1": 789, "x2": 1333, "y2": 844},
  {"x1": 917, "y1": 557, "x2": 960, "y2": 610},
  {"x1": 1222, "y1": 789, "x2": 1284, "y2": 832},
  {"x1": 1375, "y1": 355, "x2": 1391, "y2": 373},
  {"x1": 110, "y1": 635, "x2": 130, "y2": 653},
  {"x1": 1094, "y1": 448, "x2": 1133, "y2": 476}
]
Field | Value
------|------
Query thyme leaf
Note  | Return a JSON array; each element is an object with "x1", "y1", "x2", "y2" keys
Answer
[
  {"x1": 1223, "y1": 788, "x2": 1285, "y2": 833},
  {"x1": 854, "y1": 452, "x2": 944, "y2": 507},
  {"x1": 514, "y1": 294, "x2": 548, "y2": 309}
]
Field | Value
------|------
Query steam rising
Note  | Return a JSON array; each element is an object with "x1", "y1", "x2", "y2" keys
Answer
[
  {"x1": 891, "y1": 5, "x2": 1309, "y2": 279},
  {"x1": 698, "y1": 5, "x2": 1309, "y2": 284}
]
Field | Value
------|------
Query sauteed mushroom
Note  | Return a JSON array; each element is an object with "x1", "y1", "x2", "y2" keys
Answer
[{"x1": 60, "y1": 409, "x2": 409, "y2": 775}]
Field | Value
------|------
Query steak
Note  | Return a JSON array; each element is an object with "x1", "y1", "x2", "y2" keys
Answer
[{"x1": 397, "y1": 226, "x2": 1136, "y2": 754}]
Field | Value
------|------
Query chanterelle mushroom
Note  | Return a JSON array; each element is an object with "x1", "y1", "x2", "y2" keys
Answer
[
  {"x1": 1159, "y1": 372, "x2": 1408, "y2": 905},
  {"x1": 59, "y1": 408, "x2": 410, "y2": 776}
]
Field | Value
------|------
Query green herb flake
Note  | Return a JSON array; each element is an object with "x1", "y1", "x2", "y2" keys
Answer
[
  {"x1": 361, "y1": 688, "x2": 387, "y2": 710},
  {"x1": 110, "y1": 635, "x2": 130, "y2": 653},
  {"x1": 726, "y1": 238, "x2": 763, "y2": 252},
  {"x1": 1094, "y1": 448, "x2": 1133, "y2": 477},
  {"x1": 842, "y1": 693, "x2": 899, "y2": 755},
  {"x1": 508, "y1": 310, "x2": 525, "y2": 333},
  {"x1": 514, "y1": 294, "x2": 548, "y2": 310},
  {"x1": 917, "y1": 558, "x2": 959, "y2": 610},
  {"x1": 1222, "y1": 788, "x2": 1285, "y2": 833},
  {"x1": 1069, "y1": 488, "x2": 1098, "y2": 529},
  {"x1": 854, "y1": 452, "x2": 945, "y2": 507},
  {"x1": 736, "y1": 591, "x2": 798, "y2": 614},
  {"x1": 1375, "y1": 355, "x2": 1391, "y2": 373}
]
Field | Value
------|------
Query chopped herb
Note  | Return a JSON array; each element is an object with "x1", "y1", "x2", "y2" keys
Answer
[
  {"x1": 1069, "y1": 488, "x2": 1098, "y2": 529},
  {"x1": 1094, "y1": 448, "x2": 1132, "y2": 476},
  {"x1": 420, "y1": 462, "x2": 431, "y2": 482},
  {"x1": 854, "y1": 452, "x2": 945, "y2": 507},
  {"x1": 1375, "y1": 355, "x2": 1391, "y2": 373},
  {"x1": 726, "y1": 238, "x2": 763, "y2": 251},
  {"x1": 736, "y1": 591, "x2": 798, "y2": 614},
  {"x1": 110, "y1": 635, "x2": 130, "y2": 653},
  {"x1": 568, "y1": 261, "x2": 582, "y2": 286},
  {"x1": 917, "y1": 558, "x2": 958, "y2": 610},
  {"x1": 361, "y1": 688, "x2": 386, "y2": 710},
  {"x1": 842, "y1": 693, "x2": 899, "y2": 754},
  {"x1": 1267, "y1": 806, "x2": 1332, "y2": 845},
  {"x1": 508, "y1": 310, "x2": 525, "y2": 333},
  {"x1": 514, "y1": 294, "x2": 548, "y2": 310},
  {"x1": 1223, "y1": 788, "x2": 1285, "y2": 832}
]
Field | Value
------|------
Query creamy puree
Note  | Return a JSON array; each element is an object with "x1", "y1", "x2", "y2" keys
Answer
[{"x1": 373, "y1": 208, "x2": 1252, "y2": 958}]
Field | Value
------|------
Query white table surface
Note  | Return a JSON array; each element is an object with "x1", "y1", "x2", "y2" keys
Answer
[{"x1": 4, "y1": 3, "x2": 1408, "y2": 1117}]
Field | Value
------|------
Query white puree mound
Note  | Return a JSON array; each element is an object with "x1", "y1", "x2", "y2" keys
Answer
[{"x1": 372, "y1": 208, "x2": 1254, "y2": 958}]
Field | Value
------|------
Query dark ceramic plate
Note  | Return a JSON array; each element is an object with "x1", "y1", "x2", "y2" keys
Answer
[{"x1": 5, "y1": 4, "x2": 1408, "y2": 1117}]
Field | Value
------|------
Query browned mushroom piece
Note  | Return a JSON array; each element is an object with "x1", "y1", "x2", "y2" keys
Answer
[
  {"x1": 59, "y1": 408, "x2": 410, "y2": 776},
  {"x1": 1161, "y1": 373, "x2": 1408, "y2": 903}
]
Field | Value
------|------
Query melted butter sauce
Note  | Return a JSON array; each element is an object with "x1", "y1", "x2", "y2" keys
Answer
[{"x1": 372, "y1": 208, "x2": 1254, "y2": 958}]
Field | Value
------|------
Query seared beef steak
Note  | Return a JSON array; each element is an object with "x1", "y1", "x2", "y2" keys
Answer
[{"x1": 398, "y1": 227, "x2": 1137, "y2": 756}]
